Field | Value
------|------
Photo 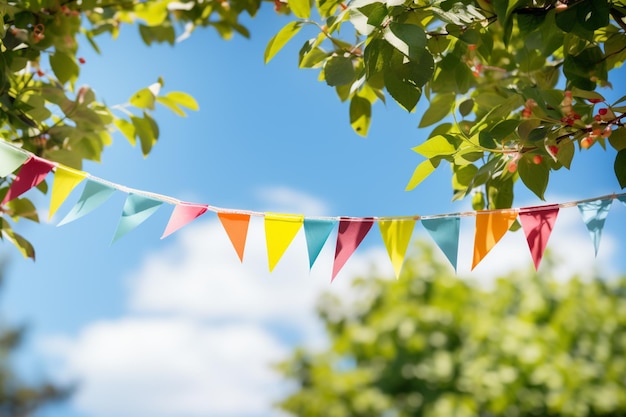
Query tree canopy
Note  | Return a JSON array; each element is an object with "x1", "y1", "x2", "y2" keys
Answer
[
  {"x1": 277, "y1": 243, "x2": 626, "y2": 417},
  {"x1": 2, "y1": 0, "x2": 626, "y2": 257}
]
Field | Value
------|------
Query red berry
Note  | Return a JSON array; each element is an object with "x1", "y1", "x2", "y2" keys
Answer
[
  {"x1": 588, "y1": 98, "x2": 603, "y2": 104},
  {"x1": 599, "y1": 108, "x2": 608, "y2": 116},
  {"x1": 548, "y1": 145, "x2": 559, "y2": 155},
  {"x1": 507, "y1": 161, "x2": 518, "y2": 173},
  {"x1": 468, "y1": 44, "x2": 477, "y2": 51},
  {"x1": 533, "y1": 155, "x2": 543, "y2": 164}
]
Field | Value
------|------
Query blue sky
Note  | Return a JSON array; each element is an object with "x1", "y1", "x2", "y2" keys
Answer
[{"x1": 2, "y1": 8, "x2": 626, "y2": 417}]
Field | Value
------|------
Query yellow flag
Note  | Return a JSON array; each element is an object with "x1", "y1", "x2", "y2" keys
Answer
[
  {"x1": 472, "y1": 210, "x2": 518, "y2": 270},
  {"x1": 264, "y1": 213, "x2": 304, "y2": 272},
  {"x1": 379, "y1": 218, "x2": 416, "y2": 279},
  {"x1": 49, "y1": 166, "x2": 87, "y2": 220}
]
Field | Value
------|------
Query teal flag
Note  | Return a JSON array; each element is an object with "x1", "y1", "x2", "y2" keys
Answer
[
  {"x1": 421, "y1": 216, "x2": 461, "y2": 271},
  {"x1": 0, "y1": 141, "x2": 29, "y2": 177},
  {"x1": 58, "y1": 180, "x2": 116, "y2": 226},
  {"x1": 303, "y1": 218, "x2": 336, "y2": 268},
  {"x1": 112, "y1": 193, "x2": 163, "y2": 243},
  {"x1": 577, "y1": 198, "x2": 613, "y2": 256}
]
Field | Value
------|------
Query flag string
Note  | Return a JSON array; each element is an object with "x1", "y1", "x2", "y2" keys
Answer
[
  {"x1": 0, "y1": 139, "x2": 623, "y2": 276},
  {"x1": 1, "y1": 140, "x2": 623, "y2": 222}
]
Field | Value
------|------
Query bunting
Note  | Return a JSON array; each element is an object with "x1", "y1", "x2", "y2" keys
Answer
[
  {"x1": 519, "y1": 205, "x2": 559, "y2": 270},
  {"x1": 577, "y1": 198, "x2": 612, "y2": 256},
  {"x1": 162, "y1": 202, "x2": 208, "y2": 239},
  {"x1": 264, "y1": 213, "x2": 304, "y2": 272},
  {"x1": 421, "y1": 216, "x2": 460, "y2": 272},
  {"x1": 472, "y1": 210, "x2": 518, "y2": 270},
  {"x1": 303, "y1": 218, "x2": 336, "y2": 269},
  {"x1": 49, "y1": 166, "x2": 87, "y2": 220},
  {"x1": 0, "y1": 141, "x2": 625, "y2": 279},
  {"x1": 379, "y1": 218, "x2": 416, "y2": 278},
  {"x1": 112, "y1": 193, "x2": 163, "y2": 243},
  {"x1": 2, "y1": 156, "x2": 54, "y2": 205},
  {"x1": 332, "y1": 218, "x2": 374, "y2": 281},
  {"x1": 218, "y1": 212, "x2": 251, "y2": 262}
]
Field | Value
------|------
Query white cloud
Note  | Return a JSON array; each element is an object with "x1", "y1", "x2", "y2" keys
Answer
[
  {"x1": 39, "y1": 189, "x2": 623, "y2": 417},
  {"x1": 44, "y1": 318, "x2": 290, "y2": 417},
  {"x1": 40, "y1": 188, "x2": 388, "y2": 417}
]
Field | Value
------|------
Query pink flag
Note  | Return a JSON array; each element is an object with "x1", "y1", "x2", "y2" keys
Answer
[
  {"x1": 519, "y1": 205, "x2": 559, "y2": 270},
  {"x1": 2, "y1": 156, "x2": 54, "y2": 204},
  {"x1": 332, "y1": 217, "x2": 374, "y2": 282},
  {"x1": 161, "y1": 202, "x2": 209, "y2": 239}
]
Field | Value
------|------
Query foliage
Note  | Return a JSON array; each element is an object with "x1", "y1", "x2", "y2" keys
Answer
[
  {"x1": 277, "y1": 243, "x2": 626, "y2": 417},
  {"x1": 4, "y1": 0, "x2": 626, "y2": 258},
  {"x1": 0, "y1": 0, "x2": 221, "y2": 258},
  {"x1": 264, "y1": 0, "x2": 626, "y2": 211}
]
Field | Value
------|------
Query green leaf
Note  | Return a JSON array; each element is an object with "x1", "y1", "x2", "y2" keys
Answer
[
  {"x1": 1, "y1": 220, "x2": 35, "y2": 260},
  {"x1": 156, "y1": 96, "x2": 185, "y2": 116},
  {"x1": 615, "y1": 149, "x2": 626, "y2": 188},
  {"x1": 412, "y1": 135, "x2": 457, "y2": 158},
  {"x1": 138, "y1": 23, "x2": 175, "y2": 45},
  {"x1": 383, "y1": 23, "x2": 427, "y2": 61},
  {"x1": 459, "y1": 99, "x2": 474, "y2": 117},
  {"x1": 349, "y1": 95, "x2": 371, "y2": 136},
  {"x1": 384, "y1": 69, "x2": 420, "y2": 112},
  {"x1": 131, "y1": 116, "x2": 156, "y2": 157},
  {"x1": 405, "y1": 159, "x2": 436, "y2": 191},
  {"x1": 7, "y1": 198, "x2": 38, "y2": 222},
  {"x1": 265, "y1": 21, "x2": 303, "y2": 64},
  {"x1": 556, "y1": 140, "x2": 575, "y2": 169},
  {"x1": 288, "y1": 0, "x2": 311, "y2": 18},
  {"x1": 49, "y1": 52, "x2": 79, "y2": 86},
  {"x1": 419, "y1": 93, "x2": 455, "y2": 127},
  {"x1": 518, "y1": 158, "x2": 549, "y2": 200},
  {"x1": 452, "y1": 164, "x2": 478, "y2": 189},
  {"x1": 324, "y1": 56, "x2": 355, "y2": 87},
  {"x1": 129, "y1": 88, "x2": 156, "y2": 110},
  {"x1": 114, "y1": 118, "x2": 136, "y2": 145},
  {"x1": 488, "y1": 176, "x2": 515, "y2": 209},
  {"x1": 609, "y1": 127, "x2": 626, "y2": 151},
  {"x1": 165, "y1": 92, "x2": 199, "y2": 111},
  {"x1": 364, "y1": 38, "x2": 390, "y2": 80}
]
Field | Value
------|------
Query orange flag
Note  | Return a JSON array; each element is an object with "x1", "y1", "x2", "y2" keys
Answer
[
  {"x1": 472, "y1": 210, "x2": 518, "y2": 270},
  {"x1": 218, "y1": 211, "x2": 251, "y2": 262}
]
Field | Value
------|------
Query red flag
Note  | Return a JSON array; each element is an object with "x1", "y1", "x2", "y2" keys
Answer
[
  {"x1": 2, "y1": 156, "x2": 54, "y2": 204},
  {"x1": 519, "y1": 205, "x2": 559, "y2": 270},
  {"x1": 332, "y1": 217, "x2": 374, "y2": 281}
]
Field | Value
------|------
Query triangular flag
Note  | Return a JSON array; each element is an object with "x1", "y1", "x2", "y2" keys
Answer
[
  {"x1": 519, "y1": 205, "x2": 559, "y2": 270},
  {"x1": 577, "y1": 198, "x2": 612, "y2": 256},
  {"x1": 421, "y1": 216, "x2": 461, "y2": 272},
  {"x1": 49, "y1": 166, "x2": 87, "y2": 220},
  {"x1": 378, "y1": 218, "x2": 416, "y2": 279},
  {"x1": 332, "y1": 217, "x2": 374, "y2": 282},
  {"x1": 2, "y1": 156, "x2": 54, "y2": 204},
  {"x1": 472, "y1": 210, "x2": 518, "y2": 270},
  {"x1": 161, "y1": 202, "x2": 208, "y2": 239},
  {"x1": 218, "y1": 211, "x2": 251, "y2": 262},
  {"x1": 112, "y1": 193, "x2": 163, "y2": 243},
  {"x1": 303, "y1": 218, "x2": 336, "y2": 269},
  {"x1": 57, "y1": 180, "x2": 116, "y2": 226},
  {"x1": 0, "y1": 142, "x2": 29, "y2": 177},
  {"x1": 264, "y1": 213, "x2": 304, "y2": 272}
]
